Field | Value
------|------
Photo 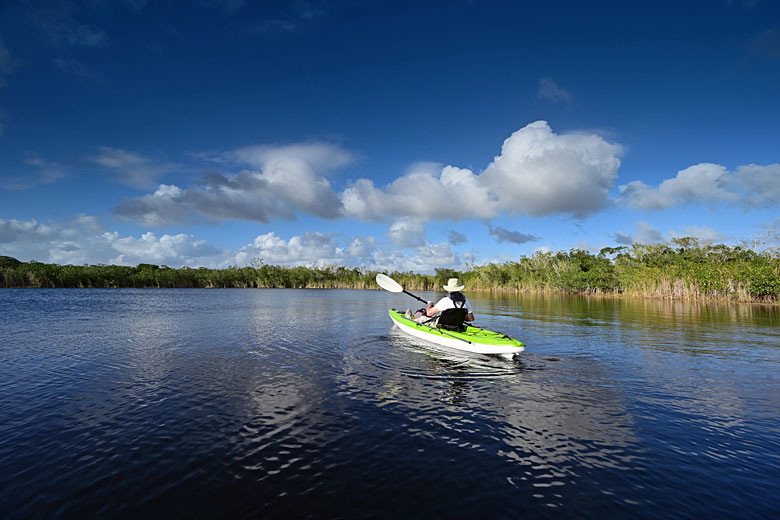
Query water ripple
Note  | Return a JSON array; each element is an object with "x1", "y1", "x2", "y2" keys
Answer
[{"x1": 0, "y1": 289, "x2": 778, "y2": 518}]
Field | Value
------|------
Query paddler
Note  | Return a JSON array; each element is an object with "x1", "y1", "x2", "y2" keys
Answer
[{"x1": 406, "y1": 277, "x2": 475, "y2": 328}]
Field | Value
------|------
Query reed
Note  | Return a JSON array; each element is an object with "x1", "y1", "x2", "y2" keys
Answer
[{"x1": 1, "y1": 238, "x2": 778, "y2": 303}]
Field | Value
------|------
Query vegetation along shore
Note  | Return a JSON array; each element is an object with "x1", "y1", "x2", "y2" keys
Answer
[{"x1": 2, "y1": 239, "x2": 779, "y2": 303}]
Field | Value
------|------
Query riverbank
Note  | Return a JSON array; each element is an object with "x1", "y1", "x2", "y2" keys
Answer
[{"x1": 2, "y1": 239, "x2": 779, "y2": 303}]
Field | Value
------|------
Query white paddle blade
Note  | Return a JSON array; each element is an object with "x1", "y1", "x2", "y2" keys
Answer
[{"x1": 376, "y1": 273, "x2": 403, "y2": 293}]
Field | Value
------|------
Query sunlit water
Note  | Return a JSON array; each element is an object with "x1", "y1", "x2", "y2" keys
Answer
[{"x1": 1, "y1": 289, "x2": 778, "y2": 518}]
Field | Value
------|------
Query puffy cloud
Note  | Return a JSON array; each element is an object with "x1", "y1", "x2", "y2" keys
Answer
[
  {"x1": 538, "y1": 77, "x2": 574, "y2": 104},
  {"x1": 346, "y1": 236, "x2": 376, "y2": 258},
  {"x1": 341, "y1": 164, "x2": 497, "y2": 221},
  {"x1": 0, "y1": 215, "x2": 226, "y2": 267},
  {"x1": 615, "y1": 221, "x2": 664, "y2": 245},
  {"x1": 106, "y1": 232, "x2": 223, "y2": 267},
  {"x1": 116, "y1": 143, "x2": 348, "y2": 225},
  {"x1": 617, "y1": 163, "x2": 780, "y2": 210},
  {"x1": 386, "y1": 217, "x2": 426, "y2": 248},
  {"x1": 481, "y1": 121, "x2": 622, "y2": 218},
  {"x1": 0, "y1": 212, "x2": 487, "y2": 273},
  {"x1": 617, "y1": 163, "x2": 735, "y2": 210},
  {"x1": 343, "y1": 121, "x2": 621, "y2": 221},
  {"x1": 234, "y1": 231, "x2": 352, "y2": 266},
  {"x1": 488, "y1": 224, "x2": 539, "y2": 245},
  {"x1": 0, "y1": 215, "x2": 382, "y2": 269},
  {"x1": 117, "y1": 123, "x2": 622, "y2": 227},
  {"x1": 733, "y1": 163, "x2": 780, "y2": 207},
  {"x1": 365, "y1": 242, "x2": 460, "y2": 274}
]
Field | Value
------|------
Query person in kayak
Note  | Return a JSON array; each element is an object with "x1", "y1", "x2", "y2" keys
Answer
[{"x1": 406, "y1": 278, "x2": 475, "y2": 329}]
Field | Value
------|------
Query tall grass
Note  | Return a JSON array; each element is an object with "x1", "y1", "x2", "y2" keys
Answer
[{"x1": 2, "y1": 238, "x2": 778, "y2": 303}]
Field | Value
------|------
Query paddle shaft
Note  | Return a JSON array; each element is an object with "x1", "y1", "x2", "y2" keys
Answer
[{"x1": 404, "y1": 290, "x2": 428, "y2": 305}]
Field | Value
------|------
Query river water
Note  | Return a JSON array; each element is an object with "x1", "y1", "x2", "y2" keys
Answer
[{"x1": 0, "y1": 289, "x2": 778, "y2": 518}]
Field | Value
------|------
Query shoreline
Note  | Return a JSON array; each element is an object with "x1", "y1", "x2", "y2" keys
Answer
[{"x1": 2, "y1": 284, "x2": 778, "y2": 306}]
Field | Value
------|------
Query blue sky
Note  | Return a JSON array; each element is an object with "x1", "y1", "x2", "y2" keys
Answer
[{"x1": 1, "y1": 0, "x2": 778, "y2": 272}]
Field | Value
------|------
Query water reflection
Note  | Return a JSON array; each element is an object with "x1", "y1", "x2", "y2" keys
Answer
[{"x1": 1, "y1": 289, "x2": 777, "y2": 518}]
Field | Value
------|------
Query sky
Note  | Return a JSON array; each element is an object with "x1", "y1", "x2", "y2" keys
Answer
[{"x1": 0, "y1": 0, "x2": 779, "y2": 272}]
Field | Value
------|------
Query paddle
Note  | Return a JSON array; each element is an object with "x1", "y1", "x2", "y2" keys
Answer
[{"x1": 375, "y1": 273, "x2": 429, "y2": 305}]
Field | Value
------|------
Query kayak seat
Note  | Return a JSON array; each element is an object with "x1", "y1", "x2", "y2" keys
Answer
[{"x1": 437, "y1": 308, "x2": 468, "y2": 332}]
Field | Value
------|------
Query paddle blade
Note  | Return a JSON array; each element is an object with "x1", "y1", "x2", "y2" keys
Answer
[{"x1": 376, "y1": 273, "x2": 403, "y2": 293}]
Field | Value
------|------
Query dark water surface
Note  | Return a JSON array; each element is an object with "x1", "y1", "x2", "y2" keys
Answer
[{"x1": 1, "y1": 289, "x2": 778, "y2": 518}]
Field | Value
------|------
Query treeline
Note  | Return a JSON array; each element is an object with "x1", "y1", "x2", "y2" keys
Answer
[{"x1": 2, "y1": 238, "x2": 779, "y2": 303}]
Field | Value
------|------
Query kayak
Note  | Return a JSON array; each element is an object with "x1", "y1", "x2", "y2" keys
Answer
[{"x1": 388, "y1": 309, "x2": 525, "y2": 356}]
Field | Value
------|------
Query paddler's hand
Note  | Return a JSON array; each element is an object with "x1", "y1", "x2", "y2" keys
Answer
[{"x1": 427, "y1": 301, "x2": 433, "y2": 309}]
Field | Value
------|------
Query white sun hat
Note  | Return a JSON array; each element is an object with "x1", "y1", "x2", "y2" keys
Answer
[{"x1": 443, "y1": 278, "x2": 465, "y2": 292}]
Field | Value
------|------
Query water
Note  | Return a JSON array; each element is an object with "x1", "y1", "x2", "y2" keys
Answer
[{"x1": 1, "y1": 289, "x2": 778, "y2": 518}]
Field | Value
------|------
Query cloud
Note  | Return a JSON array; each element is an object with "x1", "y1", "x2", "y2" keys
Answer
[
  {"x1": 618, "y1": 163, "x2": 735, "y2": 209},
  {"x1": 104, "y1": 231, "x2": 224, "y2": 267},
  {"x1": 488, "y1": 224, "x2": 539, "y2": 245},
  {"x1": 615, "y1": 222, "x2": 731, "y2": 247},
  {"x1": 386, "y1": 217, "x2": 426, "y2": 248},
  {"x1": 447, "y1": 229, "x2": 467, "y2": 245},
  {"x1": 480, "y1": 121, "x2": 622, "y2": 218},
  {"x1": 341, "y1": 164, "x2": 497, "y2": 221},
  {"x1": 617, "y1": 162, "x2": 780, "y2": 210},
  {"x1": 343, "y1": 121, "x2": 622, "y2": 221},
  {"x1": 115, "y1": 143, "x2": 352, "y2": 226},
  {"x1": 669, "y1": 226, "x2": 728, "y2": 245},
  {"x1": 733, "y1": 163, "x2": 780, "y2": 206},
  {"x1": 1, "y1": 215, "x2": 391, "y2": 269},
  {"x1": 615, "y1": 221, "x2": 664, "y2": 245},
  {"x1": 538, "y1": 77, "x2": 574, "y2": 104},
  {"x1": 366, "y1": 242, "x2": 461, "y2": 273},
  {"x1": 233, "y1": 230, "x2": 367, "y2": 266},
  {"x1": 118, "y1": 123, "x2": 623, "y2": 229},
  {"x1": 90, "y1": 147, "x2": 179, "y2": 189},
  {"x1": 1, "y1": 154, "x2": 66, "y2": 190},
  {"x1": 117, "y1": 143, "x2": 350, "y2": 225},
  {"x1": 224, "y1": 142, "x2": 354, "y2": 172}
]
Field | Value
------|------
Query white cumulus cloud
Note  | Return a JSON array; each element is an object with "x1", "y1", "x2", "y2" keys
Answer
[
  {"x1": 118, "y1": 122, "x2": 622, "y2": 228},
  {"x1": 343, "y1": 121, "x2": 622, "y2": 222},
  {"x1": 481, "y1": 121, "x2": 622, "y2": 218},
  {"x1": 617, "y1": 162, "x2": 780, "y2": 210},
  {"x1": 617, "y1": 163, "x2": 736, "y2": 210},
  {"x1": 116, "y1": 143, "x2": 349, "y2": 225}
]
